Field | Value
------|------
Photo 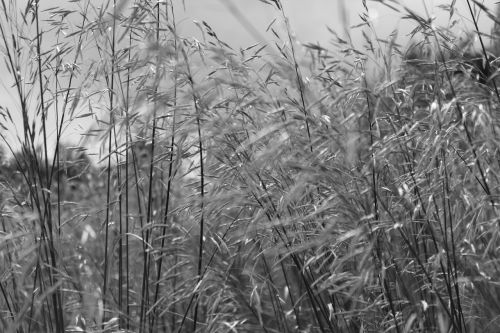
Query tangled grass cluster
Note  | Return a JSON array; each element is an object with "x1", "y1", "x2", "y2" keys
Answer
[{"x1": 1, "y1": 0, "x2": 500, "y2": 332}]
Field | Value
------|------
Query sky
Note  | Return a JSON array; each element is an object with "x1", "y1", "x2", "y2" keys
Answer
[
  {"x1": 0, "y1": 0, "x2": 497, "y2": 154},
  {"x1": 30, "y1": 0, "x2": 497, "y2": 52},
  {"x1": 170, "y1": 0, "x2": 495, "y2": 49}
]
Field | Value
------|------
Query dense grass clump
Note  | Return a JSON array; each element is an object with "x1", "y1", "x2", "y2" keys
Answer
[{"x1": 2, "y1": 0, "x2": 500, "y2": 332}]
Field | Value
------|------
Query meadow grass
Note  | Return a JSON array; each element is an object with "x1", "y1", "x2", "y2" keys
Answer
[{"x1": 1, "y1": 0, "x2": 500, "y2": 332}]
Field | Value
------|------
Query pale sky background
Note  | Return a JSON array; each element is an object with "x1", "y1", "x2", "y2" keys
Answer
[
  {"x1": 168, "y1": 0, "x2": 494, "y2": 48},
  {"x1": 0, "y1": 0, "x2": 497, "y2": 154}
]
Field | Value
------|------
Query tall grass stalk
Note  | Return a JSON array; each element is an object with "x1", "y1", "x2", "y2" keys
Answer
[{"x1": 4, "y1": 0, "x2": 500, "y2": 332}]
